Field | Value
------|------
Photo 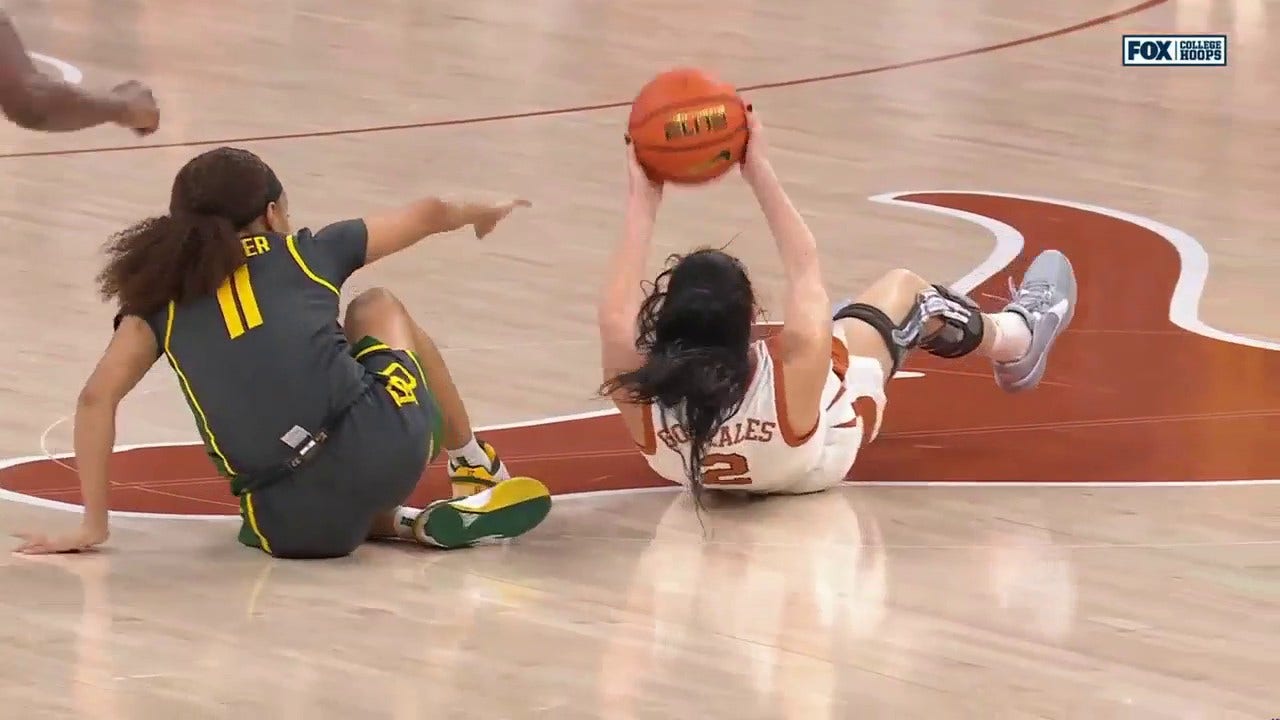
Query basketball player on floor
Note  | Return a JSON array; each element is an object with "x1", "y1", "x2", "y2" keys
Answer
[
  {"x1": 15, "y1": 147, "x2": 548, "y2": 557},
  {"x1": 0, "y1": 10, "x2": 158, "y2": 134},
  {"x1": 598, "y1": 110, "x2": 1077, "y2": 498}
]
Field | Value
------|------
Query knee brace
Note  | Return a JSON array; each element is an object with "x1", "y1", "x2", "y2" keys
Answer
[
  {"x1": 914, "y1": 285, "x2": 984, "y2": 359},
  {"x1": 832, "y1": 302, "x2": 911, "y2": 373},
  {"x1": 833, "y1": 284, "x2": 984, "y2": 371}
]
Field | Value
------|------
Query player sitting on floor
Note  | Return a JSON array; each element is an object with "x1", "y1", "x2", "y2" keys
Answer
[
  {"x1": 15, "y1": 147, "x2": 550, "y2": 558},
  {"x1": 597, "y1": 110, "x2": 1077, "y2": 500}
]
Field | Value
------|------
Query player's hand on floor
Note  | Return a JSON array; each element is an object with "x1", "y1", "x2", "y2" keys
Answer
[
  {"x1": 111, "y1": 80, "x2": 159, "y2": 136},
  {"x1": 12, "y1": 523, "x2": 109, "y2": 555},
  {"x1": 472, "y1": 199, "x2": 531, "y2": 239}
]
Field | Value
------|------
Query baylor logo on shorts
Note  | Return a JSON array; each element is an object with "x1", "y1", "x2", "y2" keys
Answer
[{"x1": 378, "y1": 362, "x2": 419, "y2": 407}]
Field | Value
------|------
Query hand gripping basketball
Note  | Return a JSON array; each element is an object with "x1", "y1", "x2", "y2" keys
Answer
[
  {"x1": 624, "y1": 141, "x2": 663, "y2": 215},
  {"x1": 627, "y1": 67, "x2": 748, "y2": 185},
  {"x1": 740, "y1": 107, "x2": 770, "y2": 180}
]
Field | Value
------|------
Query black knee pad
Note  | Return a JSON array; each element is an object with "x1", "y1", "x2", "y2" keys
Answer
[
  {"x1": 832, "y1": 302, "x2": 909, "y2": 373},
  {"x1": 916, "y1": 284, "x2": 984, "y2": 359}
]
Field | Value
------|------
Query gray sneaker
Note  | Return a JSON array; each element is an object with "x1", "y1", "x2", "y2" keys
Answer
[{"x1": 993, "y1": 250, "x2": 1077, "y2": 392}]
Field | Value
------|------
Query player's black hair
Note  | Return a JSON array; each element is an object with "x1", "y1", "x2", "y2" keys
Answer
[
  {"x1": 600, "y1": 247, "x2": 757, "y2": 504},
  {"x1": 98, "y1": 147, "x2": 283, "y2": 317}
]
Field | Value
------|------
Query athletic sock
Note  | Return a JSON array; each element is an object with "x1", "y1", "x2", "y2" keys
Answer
[
  {"x1": 986, "y1": 311, "x2": 1033, "y2": 362},
  {"x1": 447, "y1": 435, "x2": 491, "y2": 469},
  {"x1": 392, "y1": 506, "x2": 420, "y2": 539}
]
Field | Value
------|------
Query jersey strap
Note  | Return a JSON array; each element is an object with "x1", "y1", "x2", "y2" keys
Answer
[{"x1": 228, "y1": 386, "x2": 367, "y2": 496}]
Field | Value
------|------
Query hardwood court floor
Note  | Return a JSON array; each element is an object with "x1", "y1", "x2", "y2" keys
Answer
[{"x1": 0, "y1": 0, "x2": 1277, "y2": 718}]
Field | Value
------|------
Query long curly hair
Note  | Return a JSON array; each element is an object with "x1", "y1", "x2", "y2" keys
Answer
[
  {"x1": 97, "y1": 147, "x2": 283, "y2": 317},
  {"x1": 601, "y1": 247, "x2": 758, "y2": 502}
]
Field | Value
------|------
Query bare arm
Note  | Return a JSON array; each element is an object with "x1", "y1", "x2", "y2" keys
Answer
[
  {"x1": 598, "y1": 188, "x2": 658, "y2": 372},
  {"x1": 740, "y1": 111, "x2": 832, "y2": 429},
  {"x1": 743, "y1": 159, "x2": 831, "y2": 336},
  {"x1": 598, "y1": 146, "x2": 663, "y2": 444},
  {"x1": 14, "y1": 316, "x2": 157, "y2": 554},
  {"x1": 740, "y1": 115, "x2": 830, "y2": 348},
  {"x1": 0, "y1": 11, "x2": 144, "y2": 132},
  {"x1": 362, "y1": 196, "x2": 530, "y2": 265},
  {"x1": 74, "y1": 317, "x2": 158, "y2": 532},
  {"x1": 598, "y1": 196, "x2": 653, "y2": 384}
]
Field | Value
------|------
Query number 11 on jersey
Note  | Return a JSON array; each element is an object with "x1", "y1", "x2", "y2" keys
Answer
[{"x1": 216, "y1": 265, "x2": 263, "y2": 339}]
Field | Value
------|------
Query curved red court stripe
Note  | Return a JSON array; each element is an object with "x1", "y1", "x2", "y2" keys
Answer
[{"x1": 6, "y1": 190, "x2": 1280, "y2": 516}]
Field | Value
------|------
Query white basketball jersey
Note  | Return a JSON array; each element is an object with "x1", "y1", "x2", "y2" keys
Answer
[{"x1": 637, "y1": 335, "x2": 884, "y2": 494}]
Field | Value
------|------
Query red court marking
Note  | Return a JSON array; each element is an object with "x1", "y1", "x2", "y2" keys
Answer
[
  {"x1": 0, "y1": 0, "x2": 1168, "y2": 160},
  {"x1": 3, "y1": 190, "x2": 1278, "y2": 517}
]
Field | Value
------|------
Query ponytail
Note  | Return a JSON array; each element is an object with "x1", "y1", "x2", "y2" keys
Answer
[{"x1": 97, "y1": 211, "x2": 245, "y2": 317}]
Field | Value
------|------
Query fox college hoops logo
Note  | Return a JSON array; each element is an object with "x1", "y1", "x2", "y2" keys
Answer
[{"x1": 1123, "y1": 34, "x2": 1227, "y2": 66}]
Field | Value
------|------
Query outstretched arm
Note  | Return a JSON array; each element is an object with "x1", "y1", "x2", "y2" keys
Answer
[
  {"x1": 0, "y1": 11, "x2": 157, "y2": 133},
  {"x1": 740, "y1": 110, "x2": 831, "y2": 351},
  {"x1": 14, "y1": 317, "x2": 158, "y2": 554},
  {"x1": 739, "y1": 109, "x2": 832, "y2": 431},
  {"x1": 362, "y1": 196, "x2": 530, "y2": 265},
  {"x1": 598, "y1": 144, "x2": 662, "y2": 391}
]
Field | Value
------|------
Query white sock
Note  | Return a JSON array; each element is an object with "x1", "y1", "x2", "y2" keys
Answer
[
  {"x1": 447, "y1": 435, "x2": 490, "y2": 468},
  {"x1": 392, "y1": 506, "x2": 420, "y2": 539},
  {"x1": 985, "y1": 312, "x2": 1033, "y2": 362}
]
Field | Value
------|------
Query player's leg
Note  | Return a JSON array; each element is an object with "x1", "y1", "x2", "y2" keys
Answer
[
  {"x1": 343, "y1": 286, "x2": 509, "y2": 494},
  {"x1": 832, "y1": 250, "x2": 1076, "y2": 391},
  {"x1": 237, "y1": 481, "x2": 373, "y2": 559},
  {"x1": 343, "y1": 287, "x2": 551, "y2": 549}
]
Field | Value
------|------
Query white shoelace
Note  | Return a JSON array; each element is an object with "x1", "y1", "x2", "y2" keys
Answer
[{"x1": 1006, "y1": 277, "x2": 1056, "y2": 316}]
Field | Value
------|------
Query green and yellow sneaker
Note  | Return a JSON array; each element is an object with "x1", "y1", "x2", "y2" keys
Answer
[
  {"x1": 413, "y1": 476, "x2": 551, "y2": 549},
  {"x1": 448, "y1": 439, "x2": 510, "y2": 497}
]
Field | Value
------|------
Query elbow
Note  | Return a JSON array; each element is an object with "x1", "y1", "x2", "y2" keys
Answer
[
  {"x1": 597, "y1": 314, "x2": 636, "y2": 351},
  {"x1": 594, "y1": 300, "x2": 613, "y2": 327},
  {"x1": 76, "y1": 386, "x2": 114, "y2": 412},
  {"x1": 416, "y1": 197, "x2": 461, "y2": 232},
  {"x1": 596, "y1": 304, "x2": 632, "y2": 335},
  {"x1": 4, "y1": 105, "x2": 46, "y2": 130},
  {"x1": 793, "y1": 278, "x2": 830, "y2": 308},
  {"x1": 1, "y1": 88, "x2": 49, "y2": 130},
  {"x1": 597, "y1": 286, "x2": 641, "y2": 329}
]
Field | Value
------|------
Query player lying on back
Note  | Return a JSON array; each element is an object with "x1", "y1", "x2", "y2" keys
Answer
[
  {"x1": 0, "y1": 10, "x2": 157, "y2": 134},
  {"x1": 15, "y1": 147, "x2": 548, "y2": 557},
  {"x1": 597, "y1": 110, "x2": 1077, "y2": 499}
]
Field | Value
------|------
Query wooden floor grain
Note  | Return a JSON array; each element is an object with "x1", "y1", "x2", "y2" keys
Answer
[{"x1": 0, "y1": 1, "x2": 1277, "y2": 717}]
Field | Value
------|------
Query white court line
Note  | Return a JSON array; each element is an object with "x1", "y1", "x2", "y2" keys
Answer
[
  {"x1": 869, "y1": 190, "x2": 1280, "y2": 350},
  {"x1": 38, "y1": 388, "x2": 166, "y2": 470},
  {"x1": 29, "y1": 52, "x2": 82, "y2": 84},
  {"x1": 5, "y1": 190, "x2": 1279, "y2": 521}
]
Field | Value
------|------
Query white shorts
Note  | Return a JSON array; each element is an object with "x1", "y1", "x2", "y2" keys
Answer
[{"x1": 778, "y1": 337, "x2": 887, "y2": 494}]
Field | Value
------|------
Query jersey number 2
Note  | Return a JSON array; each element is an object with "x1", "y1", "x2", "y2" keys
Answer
[
  {"x1": 702, "y1": 453, "x2": 751, "y2": 486},
  {"x1": 216, "y1": 266, "x2": 264, "y2": 339}
]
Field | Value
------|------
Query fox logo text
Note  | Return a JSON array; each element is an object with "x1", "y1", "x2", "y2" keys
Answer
[{"x1": 1123, "y1": 35, "x2": 1226, "y2": 66}]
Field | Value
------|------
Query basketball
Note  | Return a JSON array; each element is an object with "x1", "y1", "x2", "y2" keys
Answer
[{"x1": 627, "y1": 68, "x2": 748, "y2": 185}]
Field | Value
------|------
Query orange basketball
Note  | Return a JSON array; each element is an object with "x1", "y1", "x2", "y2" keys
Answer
[{"x1": 627, "y1": 68, "x2": 747, "y2": 185}]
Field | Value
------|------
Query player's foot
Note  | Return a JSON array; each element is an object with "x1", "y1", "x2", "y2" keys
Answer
[
  {"x1": 993, "y1": 250, "x2": 1077, "y2": 392},
  {"x1": 448, "y1": 438, "x2": 510, "y2": 497},
  {"x1": 412, "y1": 476, "x2": 552, "y2": 549}
]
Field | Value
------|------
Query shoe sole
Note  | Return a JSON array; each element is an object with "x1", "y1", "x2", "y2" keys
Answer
[{"x1": 422, "y1": 476, "x2": 552, "y2": 549}]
